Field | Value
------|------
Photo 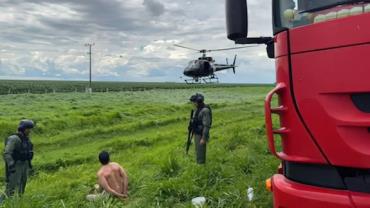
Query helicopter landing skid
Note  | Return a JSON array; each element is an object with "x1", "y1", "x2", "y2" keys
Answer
[
  {"x1": 184, "y1": 76, "x2": 219, "y2": 84},
  {"x1": 202, "y1": 76, "x2": 219, "y2": 84},
  {"x1": 184, "y1": 79, "x2": 202, "y2": 84}
]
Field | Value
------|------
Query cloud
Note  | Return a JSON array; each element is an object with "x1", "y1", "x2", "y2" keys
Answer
[
  {"x1": 143, "y1": 0, "x2": 165, "y2": 17},
  {"x1": 0, "y1": 0, "x2": 275, "y2": 83}
]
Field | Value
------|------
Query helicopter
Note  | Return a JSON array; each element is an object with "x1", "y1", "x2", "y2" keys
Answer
[{"x1": 174, "y1": 44, "x2": 254, "y2": 84}]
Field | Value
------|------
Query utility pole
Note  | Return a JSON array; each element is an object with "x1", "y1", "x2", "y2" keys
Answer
[{"x1": 85, "y1": 43, "x2": 95, "y2": 93}]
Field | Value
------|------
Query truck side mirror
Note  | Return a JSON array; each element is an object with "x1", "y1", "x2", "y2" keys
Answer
[{"x1": 226, "y1": 0, "x2": 248, "y2": 41}]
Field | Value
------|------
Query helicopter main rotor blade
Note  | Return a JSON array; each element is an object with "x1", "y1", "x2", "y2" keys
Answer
[
  {"x1": 206, "y1": 45, "x2": 258, "y2": 52},
  {"x1": 173, "y1": 44, "x2": 200, "y2": 52}
]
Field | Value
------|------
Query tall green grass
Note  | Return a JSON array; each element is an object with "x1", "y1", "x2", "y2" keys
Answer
[{"x1": 0, "y1": 86, "x2": 278, "y2": 207}]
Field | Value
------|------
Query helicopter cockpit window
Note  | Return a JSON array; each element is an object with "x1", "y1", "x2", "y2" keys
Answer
[{"x1": 187, "y1": 61, "x2": 194, "y2": 68}]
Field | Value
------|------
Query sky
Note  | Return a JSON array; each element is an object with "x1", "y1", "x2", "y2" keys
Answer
[{"x1": 0, "y1": 0, "x2": 275, "y2": 83}]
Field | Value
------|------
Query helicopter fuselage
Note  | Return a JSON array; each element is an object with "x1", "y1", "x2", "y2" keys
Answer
[
  {"x1": 183, "y1": 55, "x2": 236, "y2": 80},
  {"x1": 183, "y1": 59, "x2": 215, "y2": 77}
]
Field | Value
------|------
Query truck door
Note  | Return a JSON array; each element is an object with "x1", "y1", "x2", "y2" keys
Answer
[{"x1": 289, "y1": 10, "x2": 370, "y2": 207}]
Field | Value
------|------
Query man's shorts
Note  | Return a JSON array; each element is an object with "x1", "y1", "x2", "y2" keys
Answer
[{"x1": 86, "y1": 184, "x2": 110, "y2": 202}]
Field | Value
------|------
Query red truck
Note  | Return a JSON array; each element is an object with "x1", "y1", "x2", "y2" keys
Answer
[{"x1": 225, "y1": 0, "x2": 370, "y2": 207}]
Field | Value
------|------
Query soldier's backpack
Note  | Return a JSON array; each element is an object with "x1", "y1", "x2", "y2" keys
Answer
[{"x1": 205, "y1": 104, "x2": 212, "y2": 128}]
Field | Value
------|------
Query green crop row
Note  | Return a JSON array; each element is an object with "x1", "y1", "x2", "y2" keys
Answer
[{"x1": 0, "y1": 80, "x2": 272, "y2": 95}]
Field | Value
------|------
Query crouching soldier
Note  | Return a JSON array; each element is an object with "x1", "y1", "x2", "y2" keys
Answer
[
  {"x1": 189, "y1": 93, "x2": 212, "y2": 164},
  {"x1": 3, "y1": 120, "x2": 34, "y2": 198}
]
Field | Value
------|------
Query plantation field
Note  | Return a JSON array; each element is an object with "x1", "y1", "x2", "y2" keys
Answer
[
  {"x1": 0, "y1": 85, "x2": 278, "y2": 207},
  {"x1": 0, "y1": 80, "x2": 270, "y2": 95}
]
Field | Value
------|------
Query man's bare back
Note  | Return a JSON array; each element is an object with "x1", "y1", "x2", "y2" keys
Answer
[{"x1": 97, "y1": 162, "x2": 128, "y2": 199}]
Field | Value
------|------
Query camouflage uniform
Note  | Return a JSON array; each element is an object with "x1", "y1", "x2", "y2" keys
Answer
[
  {"x1": 192, "y1": 106, "x2": 211, "y2": 164},
  {"x1": 4, "y1": 133, "x2": 33, "y2": 197}
]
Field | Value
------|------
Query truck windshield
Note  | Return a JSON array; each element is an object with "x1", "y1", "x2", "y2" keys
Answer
[{"x1": 276, "y1": 0, "x2": 370, "y2": 28}]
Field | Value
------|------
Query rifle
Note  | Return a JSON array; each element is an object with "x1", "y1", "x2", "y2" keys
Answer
[
  {"x1": 5, "y1": 162, "x2": 9, "y2": 183},
  {"x1": 186, "y1": 110, "x2": 194, "y2": 154}
]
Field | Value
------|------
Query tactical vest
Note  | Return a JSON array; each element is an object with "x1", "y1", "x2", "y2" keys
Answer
[
  {"x1": 7, "y1": 134, "x2": 34, "y2": 161},
  {"x1": 191, "y1": 105, "x2": 212, "y2": 134}
]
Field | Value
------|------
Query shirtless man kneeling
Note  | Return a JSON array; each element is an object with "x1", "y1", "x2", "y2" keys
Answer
[{"x1": 86, "y1": 151, "x2": 128, "y2": 201}]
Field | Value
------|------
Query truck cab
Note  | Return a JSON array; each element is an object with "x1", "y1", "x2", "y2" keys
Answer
[{"x1": 226, "y1": 1, "x2": 370, "y2": 207}]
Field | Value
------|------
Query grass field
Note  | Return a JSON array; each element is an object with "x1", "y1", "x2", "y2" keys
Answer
[{"x1": 0, "y1": 85, "x2": 278, "y2": 207}]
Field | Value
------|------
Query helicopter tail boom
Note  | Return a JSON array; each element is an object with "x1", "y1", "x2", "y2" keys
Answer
[{"x1": 214, "y1": 55, "x2": 237, "y2": 74}]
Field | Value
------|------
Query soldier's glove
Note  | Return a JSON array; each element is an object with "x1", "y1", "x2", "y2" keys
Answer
[
  {"x1": 8, "y1": 164, "x2": 16, "y2": 174},
  {"x1": 28, "y1": 151, "x2": 34, "y2": 160}
]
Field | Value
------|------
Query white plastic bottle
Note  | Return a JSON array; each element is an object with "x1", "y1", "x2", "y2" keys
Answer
[{"x1": 247, "y1": 187, "x2": 254, "y2": 202}]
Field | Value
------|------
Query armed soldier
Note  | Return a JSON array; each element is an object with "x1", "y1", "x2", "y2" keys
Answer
[
  {"x1": 189, "y1": 93, "x2": 212, "y2": 164},
  {"x1": 2, "y1": 120, "x2": 34, "y2": 199}
]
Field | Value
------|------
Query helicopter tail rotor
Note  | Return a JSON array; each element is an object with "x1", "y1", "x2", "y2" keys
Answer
[{"x1": 232, "y1": 55, "x2": 237, "y2": 74}]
